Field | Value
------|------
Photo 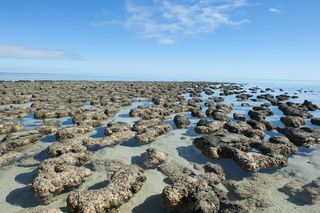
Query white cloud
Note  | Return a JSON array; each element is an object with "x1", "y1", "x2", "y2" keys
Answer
[
  {"x1": 269, "y1": 8, "x2": 281, "y2": 14},
  {"x1": 0, "y1": 43, "x2": 81, "y2": 60},
  {"x1": 159, "y1": 38, "x2": 176, "y2": 45},
  {"x1": 91, "y1": 20, "x2": 122, "y2": 27},
  {"x1": 96, "y1": 0, "x2": 250, "y2": 44}
]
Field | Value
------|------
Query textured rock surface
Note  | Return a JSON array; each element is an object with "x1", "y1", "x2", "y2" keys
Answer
[
  {"x1": 132, "y1": 118, "x2": 163, "y2": 134},
  {"x1": 269, "y1": 136, "x2": 291, "y2": 144},
  {"x1": 233, "y1": 113, "x2": 246, "y2": 121},
  {"x1": 1, "y1": 81, "x2": 320, "y2": 212},
  {"x1": 254, "y1": 141, "x2": 298, "y2": 156},
  {"x1": 223, "y1": 121, "x2": 264, "y2": 139},
  {"x1": 55, "y1": 126, "x2": 93, "y2": 141},
  {"x1": 162, "y1": 175, "x2": 220, "y2": 212},
  {"x1": 67, "y1": 165, "x2": 146, "y2": 213},
  {"x1": 193, "y1": 129, "x2": 260, "y2": 159},
  {"x1": 26, "y1": 208, "x2": 63, "y2": 213},
  {"x1": 0, "y1": 151, "x2": 22, "y2": 167},
  {"x1": 173, "y1": 114, "x2": 191, "y2": 129},
  {"x1": 190, "y1": 108, "x2": 206, "y2": 118},
  {"x1": 85, "y1": 122, "x2": 136, "y2": 146},
  {"x1": 92, "y1": 159, "x2": 127, "y2": 180},
  {"x1": 135, "y1": 123, "x2": 172, "y2": 143},
  {"x1": 32, "y1": 152, "x2": 92, "y2": 203},
  {"x1": 195, "y1": 119, "x2": 225, "y2": 134},
  {"x1": 0, "y1": 130, "x2": 42, "y2": 155},
  {"x1": 225, "y1": 173, "x2": 274, "y2": 209},
  {"x1": 0, "y1": 119, "x2": 23, "y2": 134},
  {"x1": 278, "y1": 103, "x2": 312, "y2": 118},
  {"x1": 311, "y1": 117, "x2": 320, "y2": 126},
  {"x1": 160, "y1": 162, "x2": 247, "y2": 213},
  {"x1": 37, "y1": 125, "x2": 60, "y2": 135},
  {"x1": 277, "y1": 126, "x2": 320, "y2": 147},
  {"x1": 280, "y1": 179, "x2": 320, "y2": 204},
  {"x1": 193, "y1": 129, "x2": 290, "y2": 171},
  {"x1": 159, "y1": 162, "x2": 194, "y2": 182},
  {"x1": 47, "y1": 139, "x2": 87, "y2": 157},
  {"x1": 232, "y1": 150, "x2": 287, "y2": 172},
  {"x1": 104, "y1": 121, "x2": 131, "y2": 136},
  {"x1": 140, "y1": 148, "x2": 168, "y2": 169},
  {"x1": 280, "y1": 116, "x2": 306, "y2": 128}
]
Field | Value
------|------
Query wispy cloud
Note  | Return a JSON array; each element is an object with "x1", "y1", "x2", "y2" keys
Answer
[
  {"x1": 91, "y1": 20, "x2": 122, "y2": 27},
  {"x1": 0, "y1": 43, "x2": 81, "y2": 60},
  {"x1": 95, "y1": 0, "x2": 250, "y2": 44},
  {"x1": 269, "y1": 8, "x2": 281, "y2": 14}
]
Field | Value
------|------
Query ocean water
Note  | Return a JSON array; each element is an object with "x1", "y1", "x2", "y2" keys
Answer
[
  {"x1": 1, "y1": 74, "x2": 320, "y2": 212},
  {"x1": 2, "y1": 72, "x2": 320, "y2": 90}
]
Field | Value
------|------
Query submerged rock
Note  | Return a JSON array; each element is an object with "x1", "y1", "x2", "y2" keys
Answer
[
  {"x1": 225, "y1": 173, "x2": 274, "y2": 209},
  {"x1": 280, "y1": 178, "x2": 320, "y2": 204},
  {"x1": 92, "y1": 159, "x2": 127, "y2": 180},
  {"x1": 203, "y1": 163, "x2": 225, "y2": 181},
  {"x1": 26, "y1": 208, "x2": 63, "y2": 213}
]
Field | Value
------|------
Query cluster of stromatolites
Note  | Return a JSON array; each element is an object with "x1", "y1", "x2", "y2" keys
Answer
[{"x1": 1, "y1": 81, "x2": 320, "y2": 212}]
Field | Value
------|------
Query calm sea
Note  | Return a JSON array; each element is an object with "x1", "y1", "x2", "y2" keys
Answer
[{"x1": 1, "y1": 72, "x2": 320, "y2": 93}]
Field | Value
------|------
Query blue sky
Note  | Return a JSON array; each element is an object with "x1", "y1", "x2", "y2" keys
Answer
[{"x1": 0, "y1": 0, "x2": 319, "y2": 81}]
